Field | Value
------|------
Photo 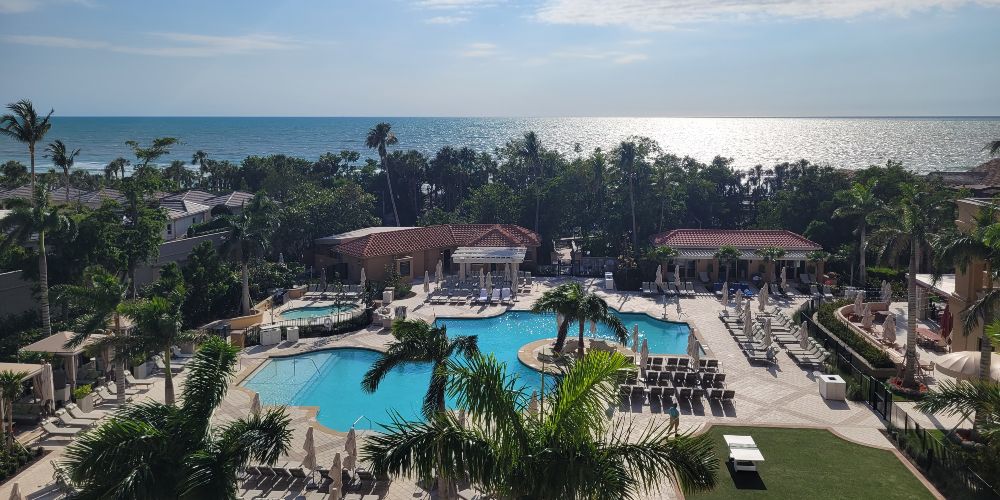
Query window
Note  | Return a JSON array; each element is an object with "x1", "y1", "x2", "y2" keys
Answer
[
  {"x1": 398, "y1": 260, "x2": 411, "y2": 277},
  {"x1": 166, "y1": 223, "x2": 173, "y2": 235}
]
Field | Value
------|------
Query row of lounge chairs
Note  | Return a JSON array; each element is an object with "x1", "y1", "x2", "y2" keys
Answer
[
  {"x1": 643, "y1": 355, "x2": 721, "y2": 373},
  {"x1": 241, "y1": 463, "x2": 388, "y2": 498},
  {"x1": 620, "y1": 367, "x2": 735, "y2": 404},
  {"x1": 41, "y1": 372, "x2": 158, "y2": 440},
  {"x1": 809, "y1": 284, "x2": 836, "y2": 300},
  {"x1": 640, "y1": 281, "x2": 697, "y2": 297},
  {"x1": 427, "y1": 287, "x2": 514, "y2": 306},
  {"x1": 303, "y1": 284, "x2": 362, "y2": 300}
]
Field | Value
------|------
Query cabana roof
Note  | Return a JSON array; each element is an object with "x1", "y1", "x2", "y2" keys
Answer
[
  {"x1": 452, "y1": 246, "x2": 527, "y2": 264},
  {"x1": 22, "y1": 331, "x2": 105, "y2": 356},
  {"x1": 0, "y1": 362, "x2": 43, "y2": 380}
]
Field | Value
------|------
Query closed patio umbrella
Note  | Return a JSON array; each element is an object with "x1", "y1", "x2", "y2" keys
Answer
[
  {"x1": 639, "y1": 339, "x2": 649, "y2": 376},
  {"x1": 862, "y1": 304, "x2": 874, "y2": 330},
  {"x1": 65, "y1": 354, "x2": 77, "y2": 391},
  {"x1": 528, "y1": 390, "x2": 538, "y2": 414},
  {"x1": 320, "y1": 268, "x2": 327, "y2": 289},
  {"x1": 505, "y1": 264, "x2": 512, "y2": 283},
  {"x1": 278, "y1": 253, "x2": 285, "y2": 265},
  {"x1": 40, "y1": 363, "x2": 55, "y2": 412},
  {"x1": 250, "y1": 392, "x2": 262, "y2": 415},
  {"x1": 882, "y1": 281, "x2": 892, "y2": 303},
  {"x1": 457, "y1": 408, "x2": 466, "y2": 428},
  {"x1": 934, "y1": 351, "x2": 1000, "y2": 381},
  {"x1": 735, "y1": 290, "x2": 744, "y2": 309},
  {"x1": 798, "y1": 323, "x2": 811, "y2": 350},
  {"x1": 479, "y1": 269, "x2": 485, "y2": 289},
  {"x1": 762, "y1": 318, "x2": 773, "y2": 348},
  {"x1": 655, "y1": 265, "x2": 663, "y2": 289},
  {"x1": 758, "y1": 284, "x2": 768, "y2": 311},
  {"x1": 302, "y1": 426, "x2": 317, "y2": 471},
  {"x1": 329, "y1": 453, "x2": 343, "y2": 499},
  {"x1": 9, "y1": 483, "x2": 21, "y2": 500},
  {"x1": 589, "y1": 320, "x2": 597, "y2": 338},
  {"x1": 344, "y1": 427, "x2": 357, "y2": 470},
  {"x1": 632, "y1": 325, "x2": 639, "y2": 351},
  {"x1": 854, "y1": 291, "x2": 863, "y2": 317},
  {"x1": 486, "y1": 272, "x2": 493, "y2": 292},
  {"x1": 423, "y1": 271, "x2": 431, "y2": 293},
  {"x1": 721, "y1": 282, "x2": 729, "y2": 306},
  {"x1": 436, "y1": 260, "x2": 444, "y2": 283},
  {"x1": 359, "y1": 268, "x2": 366, "y2": 289},
  {"x1": 781, "y1": 267, "x2": 788, "y2": 290},
  {"x1": 459, "y1": 263, "x2": 466, "y2": 281},
  {"x1": 674, "y1": 265, "x2": 681, "y2": 289},
  {"x1": 689, "y1": 340, "x2": 701, "y2": 369},
  {"x1": 882, "y1": 314, "x2": 897, "y2": 343}
]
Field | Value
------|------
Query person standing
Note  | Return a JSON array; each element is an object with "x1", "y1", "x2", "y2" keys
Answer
[{"x1": 667, "y1": 403, "x2": 680, "y2": 436}]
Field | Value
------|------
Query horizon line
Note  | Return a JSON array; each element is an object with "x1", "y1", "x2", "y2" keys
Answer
[{"x1": 49, "y1": 115, "x2": 1000, "y2": 120}]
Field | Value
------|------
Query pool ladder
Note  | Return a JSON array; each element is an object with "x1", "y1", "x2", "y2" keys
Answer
[{"x1": 352, "y1": 415, "x2": 373, "y2": 437}]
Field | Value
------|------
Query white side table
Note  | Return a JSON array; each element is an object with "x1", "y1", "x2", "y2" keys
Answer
[{"x1": 818, "y1": 374, "x2": 846, "y2": 401}]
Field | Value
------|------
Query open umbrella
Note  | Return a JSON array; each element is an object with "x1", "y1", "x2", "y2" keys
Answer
[
  {"x1": 721, "y1": 282, "x2": 729, "y2": 307},
  {"x1": 632, "y1": 325, "x2": 639, "y2": 351},
  {"x1": 882, "y1": 314, "x2": 897, "y2": 343},
  {"x1": 250, "y1": 392, "x2": 262, "y2": 415},
  {"x1": 359, "y1": 268, "x2": 366, "y2": 289},
  {"x1": 528, "y1": 390, "x2": 538, "y2": 414},
  {"x1": 329, "y1": 453, "x2": 343, "y2": 499},
  {"x1": 344, "y1": 427, "x2": 357, "y2": 470},
  {"x1": 861, "y1": 304, "x2": 873, "y2": 330},
  {"x1": 423, "y1": 270, "x2": 431, "y2": 293},
  {"x1": 935, "y1": 351, "x2": 1000, "y2": 380},
  {"x1": 302, "y1": 426, "x2": 317, "y2": 471}
]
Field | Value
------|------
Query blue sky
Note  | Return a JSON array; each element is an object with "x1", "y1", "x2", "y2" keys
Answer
[{"x1": 1, "y1": 0, "x2": 999, "y2": 116}]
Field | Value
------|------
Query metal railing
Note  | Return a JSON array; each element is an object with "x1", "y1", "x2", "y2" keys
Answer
[{"x1": 261, "y1": 307, "x2": 366, "y2": 329}]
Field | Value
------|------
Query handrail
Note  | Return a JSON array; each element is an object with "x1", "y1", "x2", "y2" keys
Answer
[{"x1": 352, "y1": 415, "x2": 374, "y2": 436}]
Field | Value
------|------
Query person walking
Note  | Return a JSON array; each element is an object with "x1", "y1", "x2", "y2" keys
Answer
[{"x1": 667, "y1": 403, "x2": 680, "y2": 436}]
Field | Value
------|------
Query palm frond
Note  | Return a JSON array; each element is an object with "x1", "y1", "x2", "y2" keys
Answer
[
  {"x1": 180, "y1": 337, "x2": 239, "y2": 428},
  {"x1": 915, "y1": 379, "x2": 1000, "y2": 429},
  {"x1": 546, "y1": 350, "x2": 629, "y2": 437}
]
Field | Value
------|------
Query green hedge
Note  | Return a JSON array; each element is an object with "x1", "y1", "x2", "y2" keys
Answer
[
  {"x1": 816, "y1": 300, "x2": 895, "y2": 368},
  {"x1": 0, "y1": 443, "x2": 39, "y2": 480}
]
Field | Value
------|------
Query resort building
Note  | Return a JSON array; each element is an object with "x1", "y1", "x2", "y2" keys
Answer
[
  {"x1": 158, "y1": 189, "x2": 253, "y2": 241},
  {"x1": 648, "y1": 229, "x2": 824, "y2": 283},
  {"x1": 0, "y1": 185, "x2": 124, "y2": 208},
  {"x1": 314, "y1": 224, "x2": 541, "y2": 283},
  {"x1": 939, "y1": 198, "x2": 997, "y2": 353}
]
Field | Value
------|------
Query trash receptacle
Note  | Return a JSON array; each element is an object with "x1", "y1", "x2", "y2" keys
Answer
[{"x1": 604, "y1": 272, "x2": 615, "y2": 290}]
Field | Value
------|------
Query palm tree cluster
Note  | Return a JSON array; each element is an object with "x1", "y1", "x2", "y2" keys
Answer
[
  {"x1": 531, "y1": 282, "x2": 628, "y2": 357},
  {"x1": 0, "y1": 99, "x2": 53, "y2": 193},
  {"x1": 61, "y1": 337, "x2": 292, "y2": 499},
  {"x1": 364, "y1": 351, "x2": 719, "y2": 499}
]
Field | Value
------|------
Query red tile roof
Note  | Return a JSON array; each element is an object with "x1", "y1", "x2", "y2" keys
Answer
[
  {"x1": 333, "y1": 224, "x2": 541, "y2": 258},
  {"x1": 650, "y1": 229, "x2": 821, "y2": 251}
]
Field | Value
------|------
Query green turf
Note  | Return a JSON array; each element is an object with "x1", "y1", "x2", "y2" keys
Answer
[{"x1": 688, "y1": 426, "x2": 935, "y2": 500}]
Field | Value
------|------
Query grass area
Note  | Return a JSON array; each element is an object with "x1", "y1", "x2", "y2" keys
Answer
[{"x1": 688, "y1": 426, "x2": 935, "y2": 500}]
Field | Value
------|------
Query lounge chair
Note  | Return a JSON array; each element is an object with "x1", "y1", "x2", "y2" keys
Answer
[
  {"x1": 106, "y1": 382, "x2": 140, "y2": 396},
  {"x1": 699, "y1": 272, "x2": 710, "y2": 284},
  {"x1": 55, "y1": 412, "x2": 94, "y2": 428},
  {"x1": 66, "y1": 404, "x2": 106, "y2": 420},
  {"x1": 662, "y1": 283, "x2": 675, "y2": 297},
  {"x1": 809, "y1": 284, "x2": 820, "y2": 297},
  {"x1": 640, "y1": 282, "x2": 651, "y2": 296},
  {"x1": 474, "y1": 288, "x2": 488, "y2": 304},
  {"x1": 154, "y1": 357, "x2": 184, "y2": 374},
  {"x1": 490, "y1": 288, "x2": 502, "y2": 304},
  {"x1": 125, "y1": 372, "x2": 155, "y2": 388},
  {"x1": 42, "y1": 420, "x2": 81, "y2": 437},
  {"x1": 500, "y1": 288, "x2": 512, "y2": 305},
  {"x1": 685, "y1": 282, "x2": 696, "y2": 296},
  {"x1": 822, "y1": 285, "x2": 835, "y2": 300}
]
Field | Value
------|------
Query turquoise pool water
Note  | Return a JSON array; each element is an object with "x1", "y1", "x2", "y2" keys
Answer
[
  {"x1": 280, "y1": 304, "x2": 357, "y2": 320},
  {"x1": 243, "y1": 310, "x2": 690, "y2": 431}
]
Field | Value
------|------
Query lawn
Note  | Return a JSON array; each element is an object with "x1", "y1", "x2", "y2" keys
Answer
[{"x1": 688, "y1": 426, "x2": 935, "y2": 500}]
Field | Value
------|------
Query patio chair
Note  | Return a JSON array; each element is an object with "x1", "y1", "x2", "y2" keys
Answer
[
  {"x1": 154, "y1": 357, "x2": 184, "y2": 374},
  {"x1": 699, "y1": 272, "x2": 711, "y2": 284},
  {"x1": 722, "y1": 389, "x2": 735, "y2": 401},
  {"x1": 662, "y1": 283, "x2": 676, "y2": 297},
  {"x1": 474, "y1": 288, "x2": 488, "y2": 304},
  {"x1": 125, "y1": 371, "x2": 155, "y2": 387},
  {"x1": 500, "y1": 288, "x2": 513, "y2": 305},
  {"x1": 822, "y1": 285, "x2": 835, "y2": 299},
  {"x1": 490, "y1": 288, "x2": 502, "y2": 304},
  {"x1": 641, "y1": 282, "x2": 652, "y2": 296},
  {"x1": 42, "y1": 420, "x2": 81, "y2": 437},
  {"x1": 677, "y1": 387, "x2": 692, "y2": 400},
  {"x1": 106, "y1": 382, "x2": 140, "y2": 396},
  {"x1": 66, "y1": 404, "x2": 106, "y2": 420},
  {"x1": 684, "y1": 282, "x2": 695, "y2": 296},
  {"x1": 56, "y1": 412, "x2": 94, "y2": 429}
]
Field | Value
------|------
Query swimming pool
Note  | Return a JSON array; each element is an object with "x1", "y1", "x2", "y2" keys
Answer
[
  {"x1": 243, "y1": 310, "x2": 690, "y2": 431},
  {"x1": 280, "y1": 304, "x2": 358, "y2": 320}
]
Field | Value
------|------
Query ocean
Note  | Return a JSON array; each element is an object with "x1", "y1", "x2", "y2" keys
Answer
[{"x1": 2, "y1": 116, "x2": 998, "y2": 174}]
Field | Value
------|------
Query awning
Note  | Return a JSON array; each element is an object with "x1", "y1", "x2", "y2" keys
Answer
[
  {"x1": 452, "y1": 246, "x2": 527, "y2": 264},
  {"x1": 673, "y1": 249, "x2": 812, "y2": 261},
  {"x1": 915, "y1": 273, "x2": 955, "y2": 297},
  {"x1": 0, "y1": 363, "x2": 43, "y2": 380},
  {"x1": 22, "y1": 331, "x2": 106, "y2": 356}
]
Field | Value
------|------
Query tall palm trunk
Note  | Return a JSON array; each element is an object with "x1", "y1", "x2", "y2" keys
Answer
[
  {"x1": 38, "y1": 230, "x2": 52, "y2": 335},
  {"x1": 902, "y1": 240, "x2": 918, "y2": 387},
  {"x1": 29, "y1": 142, "x2": 36, "y2": 195},
  {"x1": 578, "y1": 319, "x2": 586, "y2": 358},
  {"x1": 163, "y1": 349, "x2": 175, "y2": 405},
  {"x1": 112, "y1": 313, "x2": 126, "y2": 405},
  {"x1": 974, "y1": 264, "x2": 994, "y2": 431},
  {"x1": 533, "y1": 159, "x2": 542, "y2": 233},
  {"x1": 382, "y1": 152, "x2": 400, "y2": 226},
  {"x1": 64, "y1": 167, "x2": 70, "y2": 202},
  {"x1": 241, "y1": 260, "x2": 251, "y2": 316},
  {"x1": 858, "y1": 223, "x2": 867, "y2": 287}
]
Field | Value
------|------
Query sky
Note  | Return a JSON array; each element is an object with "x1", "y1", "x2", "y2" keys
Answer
[{"x1": 1, "y1": 0, "x2": 999, "y2": 117}]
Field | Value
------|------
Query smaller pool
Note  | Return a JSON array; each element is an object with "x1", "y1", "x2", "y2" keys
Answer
[{"x1": 280, "y1": 304, "x2": 358, "y2": 320}]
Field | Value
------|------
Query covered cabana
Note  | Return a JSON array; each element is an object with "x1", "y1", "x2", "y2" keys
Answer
[
  {"x1": 0, "y1": 362, "x2": 54, "y2": 421},
  {"x1": 22, "y1": 331, "x2": 106, "y2": 402},
  {"x1": 452, "y1": 246, "x2": 527, "y2": 281}
]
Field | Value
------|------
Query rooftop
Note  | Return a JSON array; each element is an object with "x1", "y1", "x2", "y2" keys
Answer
[
  {"x1": 650, "y1": 229, "x2": 822, "y2": 251},
  {"x1": 21, "y1": 331, "x2": 106, "y2": 356},
  {"x1": 323, "y1": 224, "x2": 541, "y2": 258}
]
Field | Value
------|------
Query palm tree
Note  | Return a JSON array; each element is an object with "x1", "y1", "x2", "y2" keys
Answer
[
  {"x1": 44, "y1": 139, "x2": 81, "y2": 202},
  {"x1": 754, "y1": 246, "x2": 786, "y2": 283},
  {"x1": 364, "y1": 351, "x2": 719, "y2": 499},
  {"x1": 103, "y1": 157, "x2": 128, "y2": 181},
  {"x1": 61, "y1": 337, "x2": 292, "y2": 498},
  {"x1": 362, "y1": 319, "x2": 479, "y2": 418},
  {"x1": 54, "y1": 265, "x2": 129, "y2": 403},
  {"x1": 985, "y1": 140, "x2": 1000, "y2": 157},
  {"x1": 805, "y1": 250, "x2": 831, "y2": 282},
  {"x1": 117, "y1": 291, "x2": 189, "y2": 405},
  {"x1": 0, "y1": 182, "x2": 71, "y2": 335},
  {"x1": 0, "y1": 99, "x2": 53, "y2": 194},
  {"x1": 0, "y1": 370, "x2": 27, "y2": 451},
  {"x1": 362, "y1": 319, "x2": 479, "y2": 497},
  {"x1": 646, "y1": 246, "x2": 679, "y2": 274},
  {"x1": 916, "y1": 323, "x2": 1000, "y2": 441},
  {"x1": 219, "y1": 194, "x2": 275, "y2": 315},
  {"x1": 834, "y1": 180, "x2": 881, "y2": 287},
  {"x1": 517, "y1": 131, "x2": 544, "y2": 234},
  {"x1": 714, "y1": 245, "x2": 742, "y2": 283},
  {"x1": 191, "y1": 149, "x2": 209, "y2": 185},
  {"x1": 874, "y1": 183, "x2": 950, "y2": 388},
  {"x1": 618, "y1": 140, "x2": 640, "y2": 249},
  {"x1": 531, "y1": 282, "x2": 628, "y2": 357},
  {"x1": 365, "y1": 123, "x2": 400, "y2": 225}
]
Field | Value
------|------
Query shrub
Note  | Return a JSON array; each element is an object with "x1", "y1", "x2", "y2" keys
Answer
[
  {"x1": 0, "y1": 443, "x2": 37, "y2": 480},
  {"x1": 72, "y1": 384, "x2": 92, "y2": 401},
  {"x1": 815, "y1": 300, "x2": 895, "y2": 368}
]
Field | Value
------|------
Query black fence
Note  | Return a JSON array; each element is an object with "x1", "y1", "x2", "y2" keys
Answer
[{"x1": 800, "y1": 301, "x2": 999, "y2": 499}]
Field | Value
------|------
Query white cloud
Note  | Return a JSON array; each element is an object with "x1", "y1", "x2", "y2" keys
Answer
[
  {"x1": 551, "y1": 48, "x2": 648, "y2": 64},
  {"x1": 425, "y1": 15, "x2": 470, "y2": 24},
  {"x1": 1, "y1": 32, "x2": 302, "y2": 57},
  {"x1": 460, "y1": 42, "x2": 498, "y2": 57},
  {"x1": 534, "y1": 0, "x2": 1000, "y2": 30}
]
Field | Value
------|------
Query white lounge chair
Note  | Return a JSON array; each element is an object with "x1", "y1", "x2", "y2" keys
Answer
[
  {"x1": 641, "y1": 282, "x2": 651, "y2": 296},
  {"x1": 125, "y1": 372, "x2": 155, "y2": 387},
  {"x1": 822, "y1": 285, "x2": 834, "y2": 300},
  {"x1": 42, "y1": 420, "x2": 81, "y2": 437},
  {"x1": 474, "y1": 288, "x2": 489, "y2": 304},
  {"x1": 490, "y1": 288, "x2": 502, "y2": 304},
  {"x1": 500, "y1": 288, "x2": 512, "y2": 305},
  {"x1": 66, "y1": 404, "x2": 106, "y2": 420},
  {"x1": 685, "y1": 282, "x2": 696, "y2": 296},
  {"x1": 56, "y1": 411, "x2": 94, "y2": 428}
]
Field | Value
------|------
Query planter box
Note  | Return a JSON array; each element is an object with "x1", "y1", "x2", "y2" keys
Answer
[
  {"x1": 79, "y1": 393, "x2": 96, "y2": 413},
  {"x1": 812, "y1": 312, "x2": 898, "y2": 379},
  {"x1": 133, "y1": 361, "x2": 153, "y2": 379}
]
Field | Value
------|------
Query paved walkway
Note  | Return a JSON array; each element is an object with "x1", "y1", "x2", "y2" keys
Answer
[{"x1": 1, "y1": 277, "x2": 946, "y2": 499}]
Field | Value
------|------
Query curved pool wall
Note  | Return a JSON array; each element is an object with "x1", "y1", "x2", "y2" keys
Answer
[
  {"x1": 243, "y1": 310, "x2": 691, "y2": 431},
  {"x1": 280, "y1": 304, "x2": 358, "y2": 320}
]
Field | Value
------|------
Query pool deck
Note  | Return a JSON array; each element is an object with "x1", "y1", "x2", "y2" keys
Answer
[{"x1": 1, "y1": 276, "x2": 946, "y2": 500}]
